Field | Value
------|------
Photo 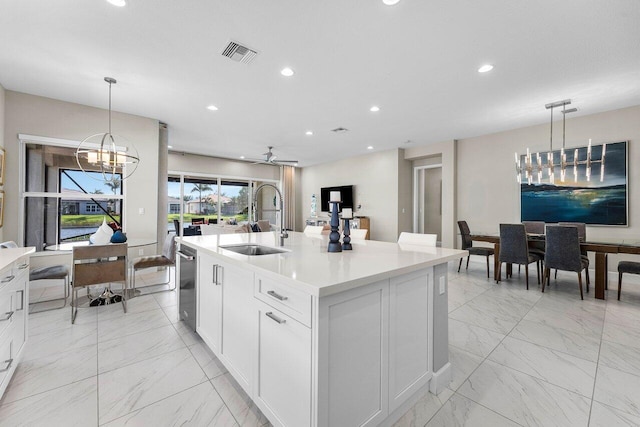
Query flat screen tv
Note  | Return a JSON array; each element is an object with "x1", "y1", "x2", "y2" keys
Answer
[{"x1": 320, "y1": 185, "x2": 354, "y2": 212}]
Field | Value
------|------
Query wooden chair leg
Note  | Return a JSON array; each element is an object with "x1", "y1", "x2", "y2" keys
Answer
[
  {"x1": 618, "y1": 272, "x2": 623, "y2": 300},
  {"x1": 578, "y1": 272, "x2": 584, "y2": 300},
  {"x1": 486, "y1": 256, "x2": 490, "y2": 278},
  {"x1": 586, "y1": 268, "x2": 590, "y2": 293},
  {"x1": 525, "y1": 264, "x2": 529, "y2": 290},
  {"x1": 536, "y1": 261, "x2": 541, "y2": 285},
  {"x1": 542, "y1": 267, "x2": 549, "y2": 292},
  {"x1": 497, "y1": 262, "x2": 501, "y2": 283},
  {"x1": 466, "y1": 256, "x2": 470, "y2": 270},
  {"x1": 458, "y1": 257, "x2": 463, "y2": 273}
]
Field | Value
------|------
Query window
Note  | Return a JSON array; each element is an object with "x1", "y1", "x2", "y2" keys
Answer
[{"x1": 20, "y1": 138, "x2": 125, "y2": 250}]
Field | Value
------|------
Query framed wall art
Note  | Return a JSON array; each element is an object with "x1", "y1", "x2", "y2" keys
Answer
[{"x1": 520, "y1": 141, "x2": 627, "y2": 226}]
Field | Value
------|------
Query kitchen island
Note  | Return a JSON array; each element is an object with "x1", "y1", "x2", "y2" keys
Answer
[{"x1": 178, "y1": 231, "x2": 466, "y2": 427}]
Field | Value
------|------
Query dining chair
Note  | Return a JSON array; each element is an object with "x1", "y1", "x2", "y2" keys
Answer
[
  {"x1": 556, "y1": 222, "x2": 588, "y2": 280},
  {"x1": 1, "y1": 240, "x2": 70, "y2": 312},
  {"x1": 257, "y1": 220, "x2": 271, "y2": 232},
  {"x1": 397, "y1": 232, "x2": 437, "y2": 247},
  {"x1": 498, "y1": 224, "x2": 542, "y2": 288},
  {"x1": 457, "y1": 221, "x2": 494, "y2": 278},
  {"x1": 542, "y1": 225, "x2": 590, "y2": 300},
  {"x1": 349, "y1": 228, "x2": 368, "y2": 240},
  {"x1": 617, "y1": 261, "x2": 640, "y2": 300},
  {"x1": 131, "y1": 234, "x2": 177, "y2": 295},
  {"x1": 304, "y1": 225, "x2": 325, "y2": 234},
  {"x1": 522, "y1": 221, "x2": 546, "y2": 234},
  {"x1": 191, "y1": 217, "x2": 205, "y2": 225},
  {"x1": 72, "y1": 243, "x2": 128, "y2": 323}
]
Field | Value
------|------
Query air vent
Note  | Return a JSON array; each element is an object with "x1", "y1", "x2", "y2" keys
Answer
[
  {"x1": 221, "y1": 41, "x2": 258, "y2": 64},
  {"x1": 331, "y1": 127, "x2": 349, "y2": 133}
]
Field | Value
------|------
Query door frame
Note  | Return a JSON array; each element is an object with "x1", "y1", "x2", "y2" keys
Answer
[{"x1": 412, "y1": 164, "x2": 442, "y2": 234}]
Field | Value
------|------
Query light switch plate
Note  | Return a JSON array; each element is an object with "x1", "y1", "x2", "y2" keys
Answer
[
  {"x1": 439, "y1": 276, "x2": 446, "y2": 295},
  {"x1": 138, "y1": 207, "x2": 145, "y2": 215}
]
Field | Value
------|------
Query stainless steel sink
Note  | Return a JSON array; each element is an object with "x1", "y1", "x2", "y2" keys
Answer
[{"x1": 219, "y1": 244, "x2": 289, "y2": 256}]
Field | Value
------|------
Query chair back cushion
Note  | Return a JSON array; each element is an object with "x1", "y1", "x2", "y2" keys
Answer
[
  {"x1": 457, "y1": 221, "x2": 473, "y2": 250},
  {"x1": 72, "y1": 243, "x2": 127, "y2": 288},
  {"x1": 545, "y1": 226, "x2": 583, "y2": 272},
  {"x1": 558, "y1": 222, "x2": 586, "y2": 240},
  {"x1": 397, "y1": 232, "x2": 437, "y2": 247},
  {"x1": 522, "y1": 221, "x2": 545, "y2": 234},
  {"x1": 162, "y1": 234, "x2": 177, "y2": 262},
  {"x1": 499, "y1": 224, "x2": 529, "y2": 264}
]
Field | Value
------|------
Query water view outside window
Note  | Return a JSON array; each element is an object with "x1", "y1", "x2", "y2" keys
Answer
[{"x1": 58, "y1": 169, "x2": 122, "y2": 241}]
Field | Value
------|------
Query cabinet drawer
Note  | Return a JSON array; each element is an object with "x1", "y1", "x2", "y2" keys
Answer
[
  {"x1": 255, "y1": 276, "x2": 312, "y2": 327},
  {"x1": 0, "y1": 289, "x2": 14, "y2": 338},
  {"x1": 0, "y1": 334, "x2": 13, "y2": 390}
]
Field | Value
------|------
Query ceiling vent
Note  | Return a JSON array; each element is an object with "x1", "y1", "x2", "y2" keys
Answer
[
  {"x1": 221, "y1": 41, "x2": 258, "y2": 64},
  {"x1": 331, "y1": 127, "x2": 349, "y2": 133}
]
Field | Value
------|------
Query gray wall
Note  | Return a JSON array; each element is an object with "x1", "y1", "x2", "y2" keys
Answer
[
  {"x1": 4, "y1": 91, "x2": 160, "y2": 253},
  {"x1": 456, "y1": 104, "x2": 640, "y2": 270},
  {"x1": 299, "y1": 148, "x2": 412, "y2": 242},
  {"x1": 168, "y1": 152, "x2": 280, "y2": 181}
]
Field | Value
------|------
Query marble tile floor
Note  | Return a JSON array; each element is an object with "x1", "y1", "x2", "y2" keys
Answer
[{"x1": 3, "y1": 264, "x2": 640, "y2": 426}]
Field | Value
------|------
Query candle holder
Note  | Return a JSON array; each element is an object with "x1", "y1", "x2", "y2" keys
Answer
[
  {"x1": 342, "y1": 218, "x2": 352, "y2": 250},
  {"x1": 327, "y1": 201, "x2": 342, "y2": 252}
]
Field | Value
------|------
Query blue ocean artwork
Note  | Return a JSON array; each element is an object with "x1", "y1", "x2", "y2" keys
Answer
[{"x1": 520, "y1": 141, "x2": 627, "y2": 225}]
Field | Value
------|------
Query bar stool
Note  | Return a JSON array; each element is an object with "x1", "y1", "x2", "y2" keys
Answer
[{"x1": 618, "y1": 261, "x2": 640, "y2": 300}]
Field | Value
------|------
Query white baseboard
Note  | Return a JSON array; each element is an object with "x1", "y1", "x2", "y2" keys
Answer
[{"x1": 429, "y1": 362, "x2": 452, "y2": 395}]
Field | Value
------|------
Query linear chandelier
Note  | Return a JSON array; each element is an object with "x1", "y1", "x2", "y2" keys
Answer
[
  {"x1": 515, "y1": 99, "x2": 606, "y2": 185},
  {"x1": 75, "y1": 77, "x2": 140, "y2": 183}
]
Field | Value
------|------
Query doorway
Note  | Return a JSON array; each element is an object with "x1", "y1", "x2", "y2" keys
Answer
[{"x1": 413, "y1": 164, "x2": 442, "y2": 242}]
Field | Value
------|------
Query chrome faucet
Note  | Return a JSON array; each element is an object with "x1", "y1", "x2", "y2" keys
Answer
[{"x1": 253, "y1": 183, "x2": 288, "y2": 246}]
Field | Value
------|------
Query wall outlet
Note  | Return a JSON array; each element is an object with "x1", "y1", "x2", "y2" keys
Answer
[
  {"x1": 138, "y1": 248, "x2": 144, "y2": 255},
  {"x1": 439, "y1": 276, "x2": 446, "y2": 295},
  {"x1": 138, "y1": 207, "x2": 145, "y2": 215}
]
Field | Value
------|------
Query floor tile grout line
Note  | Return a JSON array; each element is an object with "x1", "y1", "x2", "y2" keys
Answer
[
  {"x1": 587, "y1": 295, "x2": 608, "y2": 426},
  {"x1": 96, "y1": 321, "x2": 178, "y2": 348},
  {"x1": 0, "y1": 374, "x2": 99, "y2": 408},
  {"x1": 96, "y1": 379, "x2": 212, "y2": 426},
  {"x1": 209, "y1": 378, "x2": 243, "y2": 427}
]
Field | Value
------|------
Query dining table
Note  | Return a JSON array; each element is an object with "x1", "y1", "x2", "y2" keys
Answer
[{"x1": 471, "y1": 234, "x2": 640, "y2": 300}]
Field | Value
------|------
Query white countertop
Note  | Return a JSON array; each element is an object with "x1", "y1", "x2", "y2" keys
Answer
[
  {"x1": 0, "y1": 247, "x2": 36, "y2": 271},
  {"x1": 179, "y1": 232, "x2": 467, "y2": 297}
]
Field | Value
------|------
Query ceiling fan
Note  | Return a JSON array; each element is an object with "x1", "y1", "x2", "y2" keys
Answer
[{"x1": 248, "y1": 146, "x2": 298, "y2": 165}]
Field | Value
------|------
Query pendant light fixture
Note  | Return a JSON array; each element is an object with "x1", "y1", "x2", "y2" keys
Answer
[
  {"x1": 515, "y1": 99, "x2": 605, "y2": 184},
  {"x1": 75, "y1": 77, "x2": 140, "y2": 184}
]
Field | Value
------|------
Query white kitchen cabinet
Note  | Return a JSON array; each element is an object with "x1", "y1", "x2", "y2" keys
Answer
[
  {"x1": 219, "y1": 258, "x2": 255, "y2": 392},
  {"x1": 254, "y1": 300, "x2": 311, "y2": 427},
  {"x1": 388, "y1": 269, "x2": 431, "y2": 412},
  {"x1": 197, "y1": 252, "x2": 222, "y2": 354},
  {"x1": 0, "y1": 252, "x2": 31, "y2": 398}
]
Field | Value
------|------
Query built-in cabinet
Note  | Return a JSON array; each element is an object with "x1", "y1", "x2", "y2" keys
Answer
[
  {"x1": 0, "y1": 254, "x2": 30, "y2": 398},
  {"x1": 195, "y1": 251, "x2": 438, "y2": 427}
]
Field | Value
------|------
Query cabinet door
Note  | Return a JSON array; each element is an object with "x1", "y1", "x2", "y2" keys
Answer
[
  {"x1": 219, "y1": 259, "x2": 254, "y2": 392},
  {"x1": 197, "y1": 253, "x2": 222, "y2": 354},
  {"x1": 255, "y1": 301, "x2": 311, "y2": 427},
  {"x1": 388, "y1": 269, "x2": 431, "y2": 412},
  {"x1": 11, "y1": 271, "x2": 28, "y2": 356}
]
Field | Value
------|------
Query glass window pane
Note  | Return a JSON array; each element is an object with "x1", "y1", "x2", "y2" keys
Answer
[{"x1": 220, "y1": 180, "x2": 249, "y2": 224}]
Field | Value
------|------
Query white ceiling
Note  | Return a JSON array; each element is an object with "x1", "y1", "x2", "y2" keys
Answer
[{"x1": 1, "y1": 0, "x2": 639, "y2": 166}]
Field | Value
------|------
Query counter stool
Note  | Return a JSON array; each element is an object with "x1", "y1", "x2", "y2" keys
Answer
[
  {"x1": 30, "y1": 265, "x2": 70, "y2": 312},
  {"x1": 618, "y1": 261, "x2": 640, "y2": 300}
]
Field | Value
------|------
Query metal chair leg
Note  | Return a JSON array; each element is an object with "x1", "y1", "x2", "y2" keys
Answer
[{"x1": 458, "y1": 257, "x2": 463, "y2": 273}]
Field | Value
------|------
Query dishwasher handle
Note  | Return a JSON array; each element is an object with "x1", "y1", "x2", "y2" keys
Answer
[{"x1": 177, "y1": 251, "x2": 195, "y2": 261}]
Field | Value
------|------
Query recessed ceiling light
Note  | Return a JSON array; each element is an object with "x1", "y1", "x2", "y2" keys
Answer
[
  {"x1": 240, "y1": 156, "x2": 245, "y2": 159},
  {"x1": 370, "y1": 106, "x2": 380, "y2": 112},
  {"x1": 207, "y1": 105, "x2": 219, "y2": 111},
  {"x1": 294, "y1": 163, "x2": 298, "y2": 167},
  {"x1": 478, "y1": 64, "x2": 494, "y2": 73},
  {"x1": 367, "y1": 146, "x2": 374, "y2": 150},
  {"x1": 107, "y1": 0, "x2": 126, "y2": 6},
  {"x1": 383, "y1": 0, "x2": 400, "y2": 5},
  {"x1": 305, "y1": 130, "x2": 313, "y2": 136},
  {"x1": 167, "y1": 145, "x2": 173, "y2": 149},
  {"x1": 280, "y1": 67, "x2": 294, "y2": 77}
]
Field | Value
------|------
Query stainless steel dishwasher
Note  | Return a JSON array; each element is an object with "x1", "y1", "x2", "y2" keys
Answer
[{"x1": 177, "y1": 244, "x2": 197, "y2": 331}]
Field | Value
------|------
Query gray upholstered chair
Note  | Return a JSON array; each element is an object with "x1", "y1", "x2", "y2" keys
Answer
[
  {"x1": 542, "y1": 225, "x2": 590, "y2": 300},
  {"x1": 522, "y1": 221, "x2": 545, "y2": 234},
  {"x1": 457, "y1": 221, "x2": 494, "y2": 278},
  {"x1": 556, "y1": 222, "x2": 589, "y2": 281},
  {"x1": 618, "y1": 261, "x2": 640, "y2": 300},
  {"x1": 1, "y1": 240, "x2": 70, "y2": 312},
  {"x1": 498, "y1": 224, "x2": 542, "y2": 288},
  {"x1": 130, "y1": 234, "x2": 177, "y2": 295}
]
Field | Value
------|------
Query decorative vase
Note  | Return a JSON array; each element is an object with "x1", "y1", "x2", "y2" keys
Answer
[{"x1": 110, "y1": 230, "x2": 128, "y2": 243}]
